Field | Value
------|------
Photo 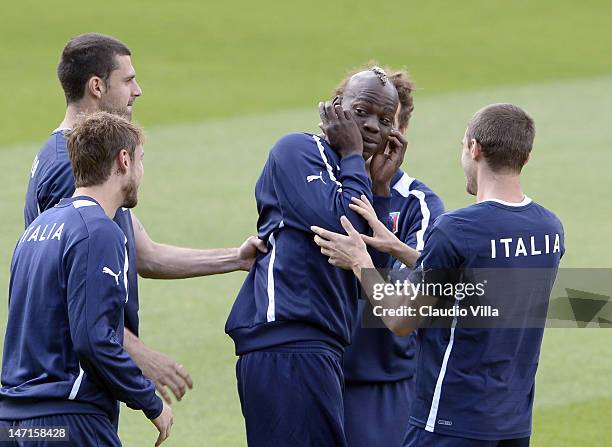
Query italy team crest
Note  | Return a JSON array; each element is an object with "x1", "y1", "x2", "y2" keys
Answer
[{"x1": 389, "y1": 211, "x2": 400, "y2": 234}]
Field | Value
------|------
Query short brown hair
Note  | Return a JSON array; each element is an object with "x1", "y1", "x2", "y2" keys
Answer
[
  {"x1": 335, "y1": 66, "x2": 415, "y2": 131},
  {"x1": 58, "y1": 33, "x2": 131, "y2": 103},
  {"x1": 67, "y1": 112, "x2": 143, "y2": 187},
  {"x1": 466, "y1": 103, "x2": 535, "y2": 173}
]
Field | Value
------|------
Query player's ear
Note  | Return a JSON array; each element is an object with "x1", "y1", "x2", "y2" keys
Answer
[
  {"x1": 86, "y1": 76, "x2": 105, "y2": 100},
  {"x1": 115, "y1": 149, "x2": 130, "y2": 175},
  {"x1": 470, "y1": 139, "x2": 481, "y2": 160}
]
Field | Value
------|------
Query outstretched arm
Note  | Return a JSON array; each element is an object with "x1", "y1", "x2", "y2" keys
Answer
[
  {"x1": 132, "y1": 213, "x2": 267, "y2": 279},
  {"x1": 349, "y1": 195, "x2": 421, "y2": 268},
  {"x1": 124, "y1": 328, "x2": 193, "y2": 404},
  {"x1": 311, "y1": 216, "x2": 434, "y2": 336}
]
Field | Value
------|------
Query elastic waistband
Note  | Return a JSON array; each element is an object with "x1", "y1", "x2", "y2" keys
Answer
[
  {"x1": 228, "y1": 321, "x2": 345, "y2": 356},
  {"x1": 345, "y1": 373, "x2": 416, "y2": 385},
  {"x1": 255, "y1": 340, "x2": 343, "y2": 358},
  {"x1": 0, "y1": 398, "x2": 108, "y2": 420}
]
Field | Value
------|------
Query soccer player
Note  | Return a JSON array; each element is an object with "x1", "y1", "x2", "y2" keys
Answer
[
  {"x1": 338, "y1": 70, "x2": 445, "y2": 447},
  {"x1": 24, "y1": 33, "x2": 266, "y2": 404},
  {"x1": 312, "y1": 103, "x2": 564, "y2": 446},
  {"x1": 225, "y1": 67, "x2": 404, "y2": 446},
  {"x1": 0, "y1": 112, "x2": 172, "y2": 446}
]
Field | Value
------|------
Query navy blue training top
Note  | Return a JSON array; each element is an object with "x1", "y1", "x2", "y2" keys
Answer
[
  {"x1": 23, "y1": 129, "x2": 140, "y2": 335},
  {"x1": 225, "y1": 133, "x2": 392, "y2": 354},
  {"x1": 1, "y1": 196, "x2": 161, "y2": 421},
  {"x1": 408, "y1": 198, "x2": 564, "y2": 440}
]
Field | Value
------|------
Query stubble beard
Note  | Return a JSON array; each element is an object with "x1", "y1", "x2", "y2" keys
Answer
[
  {"x1": 121, "y1": 175, "x2": 138, "y2": 209},
  {"x1": 466, "y1": 175, "x2": 477, "y2": 196},
  {"x1": 99, "y1": 96, "x2": 131, "y2": 121}
]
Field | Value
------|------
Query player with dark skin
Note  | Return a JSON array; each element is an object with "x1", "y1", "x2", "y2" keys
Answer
[
  {"x1": 229, "y1": 69, "x2": 406, "y2": 447},
  {"x1": 319, "y1": 69, "x2": 408, "y2": 198}
]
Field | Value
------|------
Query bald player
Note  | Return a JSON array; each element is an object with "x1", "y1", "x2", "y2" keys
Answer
[
  {"x1": 225, "y1": 68, "x2": 405, "y2": 446},
  {"x1": 337, "y1": 69, "x2": 445, "y2": 447}
]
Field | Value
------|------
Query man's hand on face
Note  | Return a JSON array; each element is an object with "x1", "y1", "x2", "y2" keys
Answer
[
  {"x1": 132, "y1": 346, "x2": 194, "y2": 404},
  {"x1": 319, "y1": 97, "x2": 364, "y2": 158},
  {"x1": 370, "y1": 128, "x2": 407, "y2": 196}
]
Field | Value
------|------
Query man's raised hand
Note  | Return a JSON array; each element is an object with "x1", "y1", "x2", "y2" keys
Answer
[
  {"x1": 349, "y1": 195, "x2": 404, "y2": 257},
  {"x1": 319, "y1": 97, "x2": 363, "y2": 158},
  {"x1": 350, "y1": 194, "x2": 421, "y2": 268},
  {"x1": 370, "y1": 128, "x2": 407, "y2": 196}
]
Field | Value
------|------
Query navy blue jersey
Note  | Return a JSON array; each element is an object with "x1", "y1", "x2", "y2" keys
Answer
[
  {"x1": 344, "y1": 170, "x2": 445, "y2": 383},
  {"x1": 24, "y1": 129, "x2": 140, "y2": 335},
  {"x1": 226, "y1": 133, "x2": 388, "y2": 353},
  {"x1": 409, "y1": 198, "x2": 564, "y2": 440},
  {"x1": 0, "y1": 196, "x2": 162, "y2": 421}
]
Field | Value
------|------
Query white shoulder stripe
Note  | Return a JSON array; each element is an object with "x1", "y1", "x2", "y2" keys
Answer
[
  {"x1": 312, "y1": 135, "x2": 343, "y2": 190},
  {"x1": 394, "y1": 174, "x2": 432, "y2": 251},
  {"x1": 392, "y1": 172, "x2": 415, "y2": 197},
  {"x1": 72, "y1": 200, "x2": 97, "y2": 209},
  {"x1": 408, "y1": 189, "x2": 430, "y2": 251}
]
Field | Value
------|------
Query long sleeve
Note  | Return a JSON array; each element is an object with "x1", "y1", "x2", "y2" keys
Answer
[
  {"x1": 369, "y1": 194, "x2": 392, "y2": 268},
  {"x1": 65, "y1": 226, "x2": 162, "y2": 420},
  {"x1": 270, "y1": 133, "x2": 373, "y2": 234}
]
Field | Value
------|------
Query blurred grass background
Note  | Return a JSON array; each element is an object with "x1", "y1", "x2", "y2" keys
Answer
[
  {"x1": 2, "y1": 0, "x2": 612, "y2": 146},
  {"x1": 1, "y1": 1, "x2": 611, "y2": 445}
]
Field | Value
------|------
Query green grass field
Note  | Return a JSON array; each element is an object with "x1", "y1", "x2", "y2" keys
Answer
[{"x1": 1, "y1": 1, "x2": 612, "y2": 446}]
